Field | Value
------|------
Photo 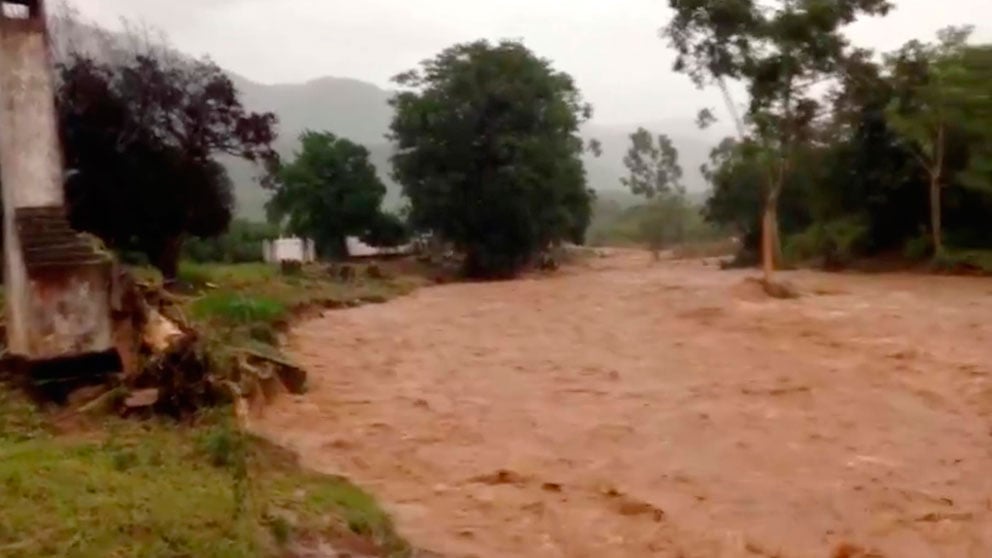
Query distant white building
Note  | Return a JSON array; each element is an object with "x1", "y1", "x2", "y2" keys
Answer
[
  {"x1": 345, "y1": 236, "x2": 413, "y2": 259},
  {"x1": 262, "y1": 237, "x2": 317, "y2": 263}
]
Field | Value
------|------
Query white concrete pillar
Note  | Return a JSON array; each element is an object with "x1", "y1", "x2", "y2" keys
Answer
[{"x1": 0, "y1": 1, "x2": 113, "y2": 359}]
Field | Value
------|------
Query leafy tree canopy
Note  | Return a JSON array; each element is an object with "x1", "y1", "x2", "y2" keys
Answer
[
  {"x1": 267, "y1": 131, "x2": 389, "y2": 258},
  {"x1": 699, "y1": 31, "x2": 992, "y2": 267},
  {"x1": 389, "y1": 40, "x2": 594, "y2": 278},
  {"x1": 885, "y1": 27, "x2": 992, "y2": 252},
  {"x1": 57, "y1": 52, "x2": 278, "y2": 279},
  {"x1": 361, "y1": 211, "x2": 412, "y2": 249},
  {"x1": 622, "y1": 128, "x2": 685, "y2": 199}
]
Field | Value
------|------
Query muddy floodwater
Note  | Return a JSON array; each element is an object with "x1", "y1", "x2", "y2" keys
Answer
[{"x1": 254, "y1": 251, "x2": 992, "y2": 557}]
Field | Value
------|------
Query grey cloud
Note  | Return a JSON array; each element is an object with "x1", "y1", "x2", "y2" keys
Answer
[{"x1": 67, "y1": 0, "x2": 989, "y2": 127}]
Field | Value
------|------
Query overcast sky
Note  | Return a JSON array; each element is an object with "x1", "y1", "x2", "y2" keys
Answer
[{"x1": 69, "y1": 0, "x2": 990, "y2": 127}]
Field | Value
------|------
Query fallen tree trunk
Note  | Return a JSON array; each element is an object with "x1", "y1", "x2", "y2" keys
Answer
[{"x1": 101, "y1": 266, "x2": 309, "y2": 417}]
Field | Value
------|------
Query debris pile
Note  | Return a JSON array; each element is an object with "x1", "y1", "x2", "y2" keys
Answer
[{"x1": 62, "y1": 266, "x2": 309, "y2": 417}]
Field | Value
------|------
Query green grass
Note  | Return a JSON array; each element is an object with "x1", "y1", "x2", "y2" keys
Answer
[
  {"x1": 0, "y1": 390, "x2": 410, "y2": 558},
  {"x1": 191, "y1": 292, "x2": 289, "y2": 326},
  {"x1": 179, "y1": 262, "x2": 278, "y2": 289},
  {"x1": 0, "y1": 260, "x2": 426, "y2": 557},
  {"x1": 0, "y1": 387, "x2": 48, "y2": 443},
  {"x1": 177, "y1": 262, "x2": 422, "y2": 332}
]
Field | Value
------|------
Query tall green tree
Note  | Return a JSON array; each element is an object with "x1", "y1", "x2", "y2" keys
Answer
[
  {"x1": 267, "y1": 131, "x2": 387, "y2": 258},
  {"x1": 621, "y1": 128, "x2": 686, "y2": 255},
  {"x1": 664, "y1": 0, "x2": 892, "y2": 283},
  {"x1": 886, "y1": 27, "x2": 992, "y2": 254},
  {"x1": 389, "y1": 40, "x2": 594, "y2": 278},
  {"x1": 622, "y1": 128, "x2": 684, "y2": 199}
]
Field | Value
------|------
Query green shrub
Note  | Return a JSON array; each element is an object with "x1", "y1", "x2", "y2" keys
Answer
[
  {"x1": 823, "y1": 218, "x2": 868, "y2": 263},
  {"x1": 785, "y1": 217, "x2": 868, "y2": 267},
  {"x1": 183, "y1": 219, "x2": 279, "y2": 264},
  {"x1": 903, "y1": 233, "x2": 932, "y2": 261},
  {"x1": 784, "y1": 226, "x2": 822, "y2": 263}
]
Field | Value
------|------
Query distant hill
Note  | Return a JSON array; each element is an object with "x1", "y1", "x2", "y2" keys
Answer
[
  {"x1": 223, "y1": 74, "x2": 398, "y2": 220},
  {"x1": 231, "y1": 75, "x2": 393, "y2": 146}
]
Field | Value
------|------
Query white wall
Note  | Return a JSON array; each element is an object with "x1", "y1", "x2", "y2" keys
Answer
[
  {"x1": 345, "y1": 236, "x2": 413, "y2": 258},
  {"x1": 263, "y1": 237, "x2": 316, "y2": 263}
]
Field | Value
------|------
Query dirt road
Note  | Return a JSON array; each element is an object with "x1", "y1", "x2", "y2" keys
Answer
[{"x1": 254, "y1": 251, "x2": 992, "y2": 557}]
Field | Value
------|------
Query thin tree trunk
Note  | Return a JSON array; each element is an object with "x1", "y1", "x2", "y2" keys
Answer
[
  {"x1": 771, "y1": 211, "x2": 783, "y2": 268},
  {"x1": 154, "y1": 235, "x2": 183, "y2": 284},
  {"x1": 762, "y1": 160, "x2": 785, "y2": 282},
  {"x1": 930, "y1": 174, "x2": 942, "y2": 255},
  {"x1": 931, "y1": 123, "x2": 945, "y2": 256},
  {"x1": 761, "y1": 202, "x2": 776, "y2": 283}
]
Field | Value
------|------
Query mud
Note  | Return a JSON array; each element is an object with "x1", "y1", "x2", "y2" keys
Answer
[{"x1": 254, "y1": 251, "x2": 992, "y2": 557}]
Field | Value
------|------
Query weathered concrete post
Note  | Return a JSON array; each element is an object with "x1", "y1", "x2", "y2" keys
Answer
[{"x1": 0, "y1": 0, "x2": 114, "y2": 361}]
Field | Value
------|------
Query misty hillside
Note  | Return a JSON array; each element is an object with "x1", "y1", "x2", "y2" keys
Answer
[
  {"x1": 228, "y1": 74, "x2": 718, "y2": 220},
  {"x1": 223, "y1": 73, "x2": 398, "y2": 220}
]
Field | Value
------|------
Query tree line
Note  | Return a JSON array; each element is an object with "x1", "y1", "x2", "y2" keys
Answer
[
  {"x1": 46, "y1": 19, "x2": 599, "y2": 280},
  {"x1": 34, "y1": 13, "x2": 412, "y2": 277},
  {"x1": 47, "y1": 2, "x2": 990, "y2": 283},
  {"x1": 664, "y1": 0, "x2": 992, "y2": 274}
]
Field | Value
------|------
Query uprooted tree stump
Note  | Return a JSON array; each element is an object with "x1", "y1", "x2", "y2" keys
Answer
[
  {"x1": 84, "y1": 265, "x2": 311, "y2": 417},
  {"x1": 236, "y1": 348, "x2": 308, "y2": 400}
]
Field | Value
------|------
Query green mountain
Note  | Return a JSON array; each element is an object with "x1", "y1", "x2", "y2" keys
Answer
[{"x1": 224, "y1": 74, "x2": 398, "y2": 220}]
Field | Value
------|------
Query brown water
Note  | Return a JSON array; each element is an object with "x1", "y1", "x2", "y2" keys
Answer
[{"x1": 254, "y1": 251, "x2": 992, "y2": 557}]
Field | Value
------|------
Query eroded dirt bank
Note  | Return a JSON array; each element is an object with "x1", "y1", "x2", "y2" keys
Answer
[{"x1": 254, "y1": 251, "x2": 992, "y2": 557}]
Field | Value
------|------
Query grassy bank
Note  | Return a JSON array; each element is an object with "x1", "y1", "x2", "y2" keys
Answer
[
  {"x1": 0, "y1": 260, "x2": 425, "y2": 557},
  {"x1": 0, "y1": 390, "x2": 410, "y2": 557},
  {"x1": 180, "y1": 261, "x2": 420, "y2": 332}
]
